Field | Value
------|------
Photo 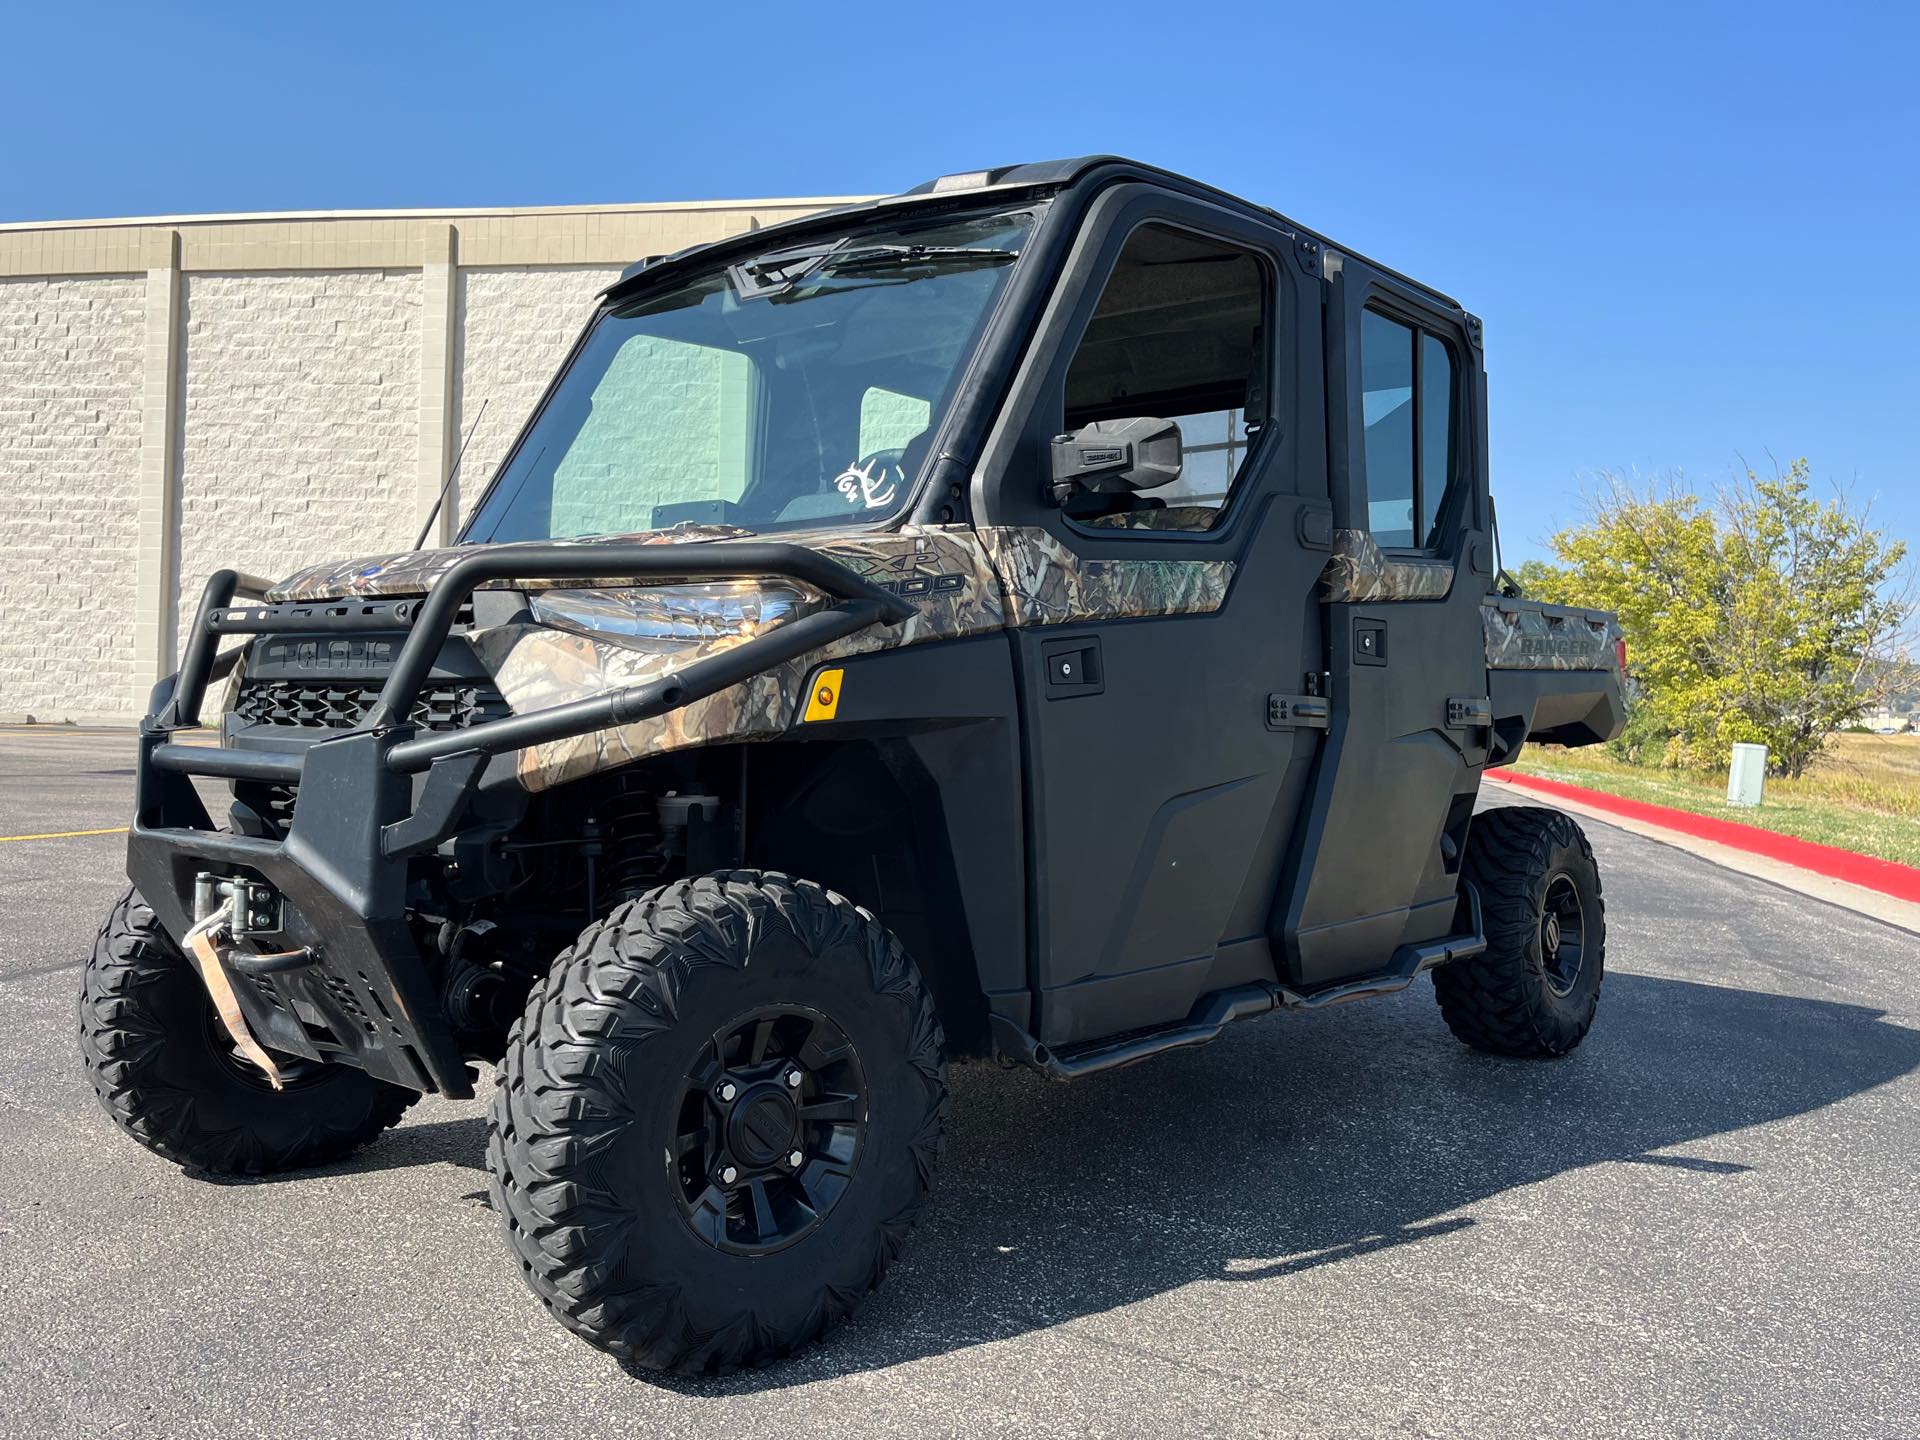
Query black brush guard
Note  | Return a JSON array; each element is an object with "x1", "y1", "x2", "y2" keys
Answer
[{"x1": 128, "y1": 544, "x2": 914, "y2": 1096}]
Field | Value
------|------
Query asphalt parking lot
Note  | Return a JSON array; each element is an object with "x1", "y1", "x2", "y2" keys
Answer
[{"x1": 1, "y1": 728, "x2": 1915, "y2": 1439}]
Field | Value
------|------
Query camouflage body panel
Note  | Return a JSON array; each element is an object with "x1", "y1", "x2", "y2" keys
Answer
[
  {"x1": 267, "y1": 523, "x2": 760, "y2": 601},
  {"x1": 463, "y1": 525, "x2": 1004, "y2": 790},
  {"x1": 472, "y1": 624, "x2": 796, "y2": 791},
  {"x1": 253, "y1": 520, "x2": 1231, "y2": 789},
  {"x1": 977, "y1": 525, "x2": 1234, "y2": 627},
  {"x1": 1318, "y1": 528, "x2": 1455, "y2": 603},
  {"x1": 1083, "y1": 504, "x2": 1224, "y2": 533},
  {"x1": 811, "y1": 526, "x2": 1008, "y2": 643},
  {"x1": 1482, "y1": 596, "x2": 1623, "y2": 671}
]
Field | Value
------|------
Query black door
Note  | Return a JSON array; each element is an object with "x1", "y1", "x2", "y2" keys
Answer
[
  {"x1": 973, "y1": 186, "x2": 1331, "y2": 1047},
  {"x1": 1275, "y1": 259, "x2": 1496, "y2": 986}
]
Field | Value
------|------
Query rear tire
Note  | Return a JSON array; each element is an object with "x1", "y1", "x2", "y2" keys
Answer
[
  {"x1": 487, "y1": 870, "x2": 948, "y2": 1374},
  {"x1": 1434, "y1": 805, "x2": 1605, "y2": 1057},
  {"x1": 78, "y1": 888, "x2": 420, "y2": 1175}
]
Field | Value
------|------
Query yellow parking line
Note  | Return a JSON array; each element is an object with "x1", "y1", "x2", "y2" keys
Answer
[{"x1": 0, "y1": 826, "x2": 128, "y2": 844}]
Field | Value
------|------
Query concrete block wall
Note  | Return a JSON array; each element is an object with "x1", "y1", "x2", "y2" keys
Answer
[
  {"x1": 0, "y1": 276, "x2": 145, "y2": 720},
  {"x1": 174, "y1": 270, "x2": 423, "y2": 647},
  {"x1": 0, "y1": 195, "x2": 859, "y2": 723}
]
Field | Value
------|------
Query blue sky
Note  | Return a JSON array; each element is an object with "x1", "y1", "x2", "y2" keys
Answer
[{"x1": 6, "y1": 0, "x2": 1914, "y2": 561}]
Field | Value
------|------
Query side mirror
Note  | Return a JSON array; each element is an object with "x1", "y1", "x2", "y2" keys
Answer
[{"x1": 1049, "y1": 417, "x2": 1182, "y2": 503}]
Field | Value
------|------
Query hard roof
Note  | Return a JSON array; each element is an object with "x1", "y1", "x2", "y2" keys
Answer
[
  {"x1": 608, "y1": 156, "x2": 1464, "y2": 315},
  {"x1": 901, "y1": 156, "x2": 1464, "y2": 311}
]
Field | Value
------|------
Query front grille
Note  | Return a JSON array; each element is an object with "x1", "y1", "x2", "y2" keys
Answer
[
  {"x1": 255, "y1": 784, "x2": 298, "y2": 833},
  {"x1": 233, "y1": 678, "x2": 510, "y2": 732}
]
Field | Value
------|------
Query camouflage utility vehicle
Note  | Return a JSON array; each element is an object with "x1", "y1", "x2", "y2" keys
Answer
[{"x1": 82, "y1": 157, "x2": 1625, "y2": 1372}]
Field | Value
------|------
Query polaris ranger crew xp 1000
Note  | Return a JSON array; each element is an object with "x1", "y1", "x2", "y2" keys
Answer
[{"x1": 83, "y1": 158, "x2": 1626, "y2": 1373}]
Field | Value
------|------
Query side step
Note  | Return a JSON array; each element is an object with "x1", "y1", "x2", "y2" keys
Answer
[
  {"x1": 994, "y1": 896, "x2": 1486, "y2": 1082},
  {"x1": 992, "y1": 984, "x2": 1285, "y2": 1082}
]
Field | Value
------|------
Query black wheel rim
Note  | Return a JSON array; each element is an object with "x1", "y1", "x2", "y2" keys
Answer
[
  {"x1": 671, "y1": 1005, "x2": 867, "y2": 1256},
  {"x1": 199, "y1": 996, "x2": 326, "y2": 1091},
  {"x1": 1540, "y1": 873, "x2": 1587, "y2": 997}
]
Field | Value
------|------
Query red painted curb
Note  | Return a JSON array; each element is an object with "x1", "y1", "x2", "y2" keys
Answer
[{"x1": 1486, "y1": 769, "x2": 1920, "y2": 905}]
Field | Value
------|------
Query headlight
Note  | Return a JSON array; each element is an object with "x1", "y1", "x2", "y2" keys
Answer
[{"x1": 527, "y1": 582, "x2": 819, "y2": 646}]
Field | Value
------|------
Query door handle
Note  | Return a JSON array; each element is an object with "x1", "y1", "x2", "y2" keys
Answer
[
  {"x1": 1353, "y1": 618, "x2": 1387, "y2": 666},
  {"x1": 1042, "y1": 636, "x2": 1104, "y2": 698}
]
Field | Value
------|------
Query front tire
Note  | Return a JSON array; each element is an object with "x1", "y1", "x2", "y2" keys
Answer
[
  {"x1": 79, "y1": 888, "x2": 420, "y2": 1174},
  {"x1": 487, "y1": 870, "x2": 948, "y2": 1374},
  {"x1": 1434, "y1": 805, "x2": 1605, "y2": 1057}
]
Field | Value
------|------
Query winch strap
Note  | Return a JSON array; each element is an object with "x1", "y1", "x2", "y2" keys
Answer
[{"x1": 184, "y1": 905, "x2": 286, "y2": 1091}]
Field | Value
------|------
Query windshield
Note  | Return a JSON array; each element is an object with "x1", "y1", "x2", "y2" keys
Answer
[{"x1": 462, "y1": 205, "x2": 1040, "y2": 543}]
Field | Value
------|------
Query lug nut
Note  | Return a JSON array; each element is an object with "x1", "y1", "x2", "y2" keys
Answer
[
  {"x1": 785, "y1": 1069, "x2": 802, "y2": 1089},
  {"x1": 719, "y1": 1165, "x2": 738, "y2": 1185},
  {"x1": 717, "y1": 1082, "x2": 737, "y2": 1102},
  {"x1": 787, "y1": 1150, "x2": 804, "y2": 1169}
]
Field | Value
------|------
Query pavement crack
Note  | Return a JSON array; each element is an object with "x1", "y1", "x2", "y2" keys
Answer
[{"x1": 1060, "y1": 1328, "x2": 1297, "y2": 1397}]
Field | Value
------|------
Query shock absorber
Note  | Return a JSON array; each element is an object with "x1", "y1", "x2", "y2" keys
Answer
[{"x1": 599, "y1": 769, "x2": 667, "y2": 904}]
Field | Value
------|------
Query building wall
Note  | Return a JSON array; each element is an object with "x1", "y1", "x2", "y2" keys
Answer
[
  {"x1": 175, "y1": 270, "x2": 422, "y2": 647},
  {"x1": 0, "y1": 196, "x2": 859, "y2": 722},
  {"x1": 0, "y1": 275, "x2": 145, "y2": 719}
]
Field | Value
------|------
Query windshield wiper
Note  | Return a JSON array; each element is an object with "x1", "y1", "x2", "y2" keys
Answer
[
  {"x1": 729, "y1": 242, "x2": 1018, "y2": 300},
  {"x1": 819, "y1": 244, "x2": 1019, "y2": 277}
]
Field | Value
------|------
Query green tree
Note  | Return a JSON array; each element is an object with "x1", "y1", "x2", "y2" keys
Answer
[{"x1": 1522, "y1": 461, "x2": 1911, "y2": 776}]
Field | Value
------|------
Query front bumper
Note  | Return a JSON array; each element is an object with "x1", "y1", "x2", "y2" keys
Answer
[
  {"x1": 130, "y1": 723, "x2": 472, "y2": 1093},
  {"x1": 128, "y1": 546, "x2": 912, "y2": 1095}
]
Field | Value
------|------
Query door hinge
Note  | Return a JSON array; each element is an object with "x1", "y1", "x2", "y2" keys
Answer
[
  {"x1": 1446, "y1": 696, "x2": 1493, "y2": 729},
  {"x1": 1268, "y1": 693, "x2": 1331, "y2": 731}
]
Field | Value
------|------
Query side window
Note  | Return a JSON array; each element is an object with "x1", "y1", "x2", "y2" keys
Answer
[
  {"x1": 1359, "y1": 307, "x2": 1457, "y2": 549},
  {"x1": 1060, "y1": 224, "x2": 1269, "y2": 532},
  {"x1": 1419, "y1": 333, "x2": 1454, "y2": 540},
  {"x1": 1360, "y1": 311, "x2": 1415, "y2": 546}
]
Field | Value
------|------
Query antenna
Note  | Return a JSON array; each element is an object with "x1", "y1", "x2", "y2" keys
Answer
[{"x1": 414, "y1": 399, "x2": 488, "y2": 549}]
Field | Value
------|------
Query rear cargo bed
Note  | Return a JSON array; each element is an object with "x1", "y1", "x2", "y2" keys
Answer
[{"x1": 1481, "y1": 596, "x2": 1627, "y2": 758}]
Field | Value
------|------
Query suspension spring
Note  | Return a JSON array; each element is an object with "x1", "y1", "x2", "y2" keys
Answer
[{"x1": 599, "y1": 769, "x2": 668, "y2": 903}]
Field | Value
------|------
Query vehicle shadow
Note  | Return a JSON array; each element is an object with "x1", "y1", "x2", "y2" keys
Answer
[
  {"x1": 187, "y1": 1114, "x2": 492, "y2": 1185},
  {"x1": 641, "y1": 970, "x2": 1920, "y2": 1393}
]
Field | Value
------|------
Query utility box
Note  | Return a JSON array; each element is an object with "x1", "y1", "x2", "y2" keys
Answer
[{"x1": 1728, "y1": 743, "x2": 1768, "y2": 807}]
